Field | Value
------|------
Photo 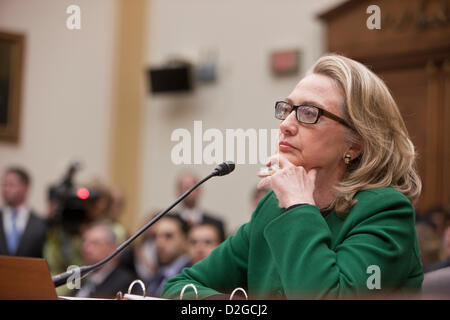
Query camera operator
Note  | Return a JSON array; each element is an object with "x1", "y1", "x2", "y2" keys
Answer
[{"x1": 43, "y1": 164, "x2": 115, "y2": 295}]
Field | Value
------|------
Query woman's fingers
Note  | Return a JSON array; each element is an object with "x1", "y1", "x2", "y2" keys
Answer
[
  {"x1": 257, "y1": 176, "x2": 271, "y2": 189},
  {"x1": 257, "y1": 165, "x2": 317, "y2": 208},
  {"x1": 257, "y1": 169, "x2": 271, "y2": 178},
  {"x1": 258, "y1": 163, "x2": 280, "y2": 177},
  {"x1": 262, "y1": 154, "x2": 294, "y2": 175},
  {"x1": 259, "y1": 154, "x2": 285, "y2": 178}
]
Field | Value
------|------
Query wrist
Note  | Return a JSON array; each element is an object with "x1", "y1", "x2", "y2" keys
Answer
[{"x1": 284, "y1": 197, "x2": 315, "y2": 209}]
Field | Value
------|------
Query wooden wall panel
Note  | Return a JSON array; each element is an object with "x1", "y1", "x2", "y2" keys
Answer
[
  {"x1": 319, "y1": 0, "x2": 450, "y2": 212},
  {"x1": 378, "y1": 66, "x2": 431, "y2": 212}
]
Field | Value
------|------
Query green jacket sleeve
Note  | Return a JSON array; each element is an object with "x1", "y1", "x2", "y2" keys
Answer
[
  {"x1": 263, "y1": 190, "x2": 421, "y2": 298},
  {"x1": 161, "y1": 221, "x2": 250, "y2": 299}
]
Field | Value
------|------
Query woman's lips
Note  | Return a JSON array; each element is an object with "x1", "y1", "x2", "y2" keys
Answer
[{"x1": 279, "y1": 141, "x2": 296, "y2": 151}]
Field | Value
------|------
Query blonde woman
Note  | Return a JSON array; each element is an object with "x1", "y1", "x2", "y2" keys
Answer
[{"x1": 162, "y1": 54, "x2": 423, "y2": 299}]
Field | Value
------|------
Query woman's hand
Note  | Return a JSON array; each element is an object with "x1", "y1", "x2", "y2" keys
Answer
[{"x1": 258, "y1": 155, "x2": 317, "y2": 209}]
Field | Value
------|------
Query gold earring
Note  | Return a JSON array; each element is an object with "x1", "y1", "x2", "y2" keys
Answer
[{"x1": 344, "y1": 154, "x2": 351, "y2": 165}]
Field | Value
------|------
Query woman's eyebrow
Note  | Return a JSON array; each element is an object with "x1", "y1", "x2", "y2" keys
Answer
[
  {"x1": 302, "y1": 100, "x2": 323, "y2": 108},
  {"x1": 285, "y1": 97, "x2": 324, "y2": 109},
  {"x1": 285, "y1": 97, "x2": 295, "y2": 105}
]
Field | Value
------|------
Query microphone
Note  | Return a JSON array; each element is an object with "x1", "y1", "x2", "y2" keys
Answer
[
  {"x1": 52, "y1": 161, "x2": 235, "y2": 288},
  {"x1": 213, "y1": 161, "x2": 235, "y2": 176}
]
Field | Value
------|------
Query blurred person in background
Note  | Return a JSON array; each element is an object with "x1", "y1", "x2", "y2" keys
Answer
[
  {"x1": 426, "y1": 206, "x2": 450, "y2": 240},
  {"x1": 443, "y1": 225, "x2": 450, "y2": 261},
  {"x1": 72, "y1": 221, "x2": 135, "y2": 299},
  {"x1": 0, "y1": 166, "x2": 47, "y2": 258},
  {"x1": 103, "y1": 185, "x2": 136, "y2": 280},
  {"x1": 131, "y1": 211, "x2": 159, "y2": 282},
  {"x1": 187, "y1": 222, "x2": 223, "y2": 265},
  {"x1": 172, "y1": 171, "x2": 226, "y2": 241},
  {"x1": 146, "y1": 214, "x2": 190, "y2": 297},
  {"x1": 421, "y1": 203, "x2": 450, "y2": 296},
  {"x1": 44, "y1": 178, "x2": 122, "y2": 295},
  {"x1": 84, "y1": 179, "x2": 112, "y2": 223},
  {"x1": 416, "y1": 220, "x2": 442, "y2": 272},
  {"x1": 106, "y1": 186, "x2": 128, "y2": 243},
  {"x1": 424, "y1": 224, "x2": 450, "y2": 273}
]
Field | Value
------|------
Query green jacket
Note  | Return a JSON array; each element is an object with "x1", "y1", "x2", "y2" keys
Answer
[{"x1": 162, "y1": 187, "x2": 423, "y2": 299}]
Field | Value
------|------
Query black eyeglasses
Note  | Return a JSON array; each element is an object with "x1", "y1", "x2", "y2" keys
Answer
[{"x1": 275, "y1": 101, "x2": 354, "y2": 130}]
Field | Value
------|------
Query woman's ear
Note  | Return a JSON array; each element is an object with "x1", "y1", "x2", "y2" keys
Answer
[
  {"x1": 348, "y1": 138, "x2": 363, "y2": 160},
  {"x1": 344, "y1": 132, "x2": 363, "y2": 161}
]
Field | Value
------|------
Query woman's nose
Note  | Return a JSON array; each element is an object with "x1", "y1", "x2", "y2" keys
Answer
[{"x1": 279, "y1": 111, "x2": 298, "y2": 136}]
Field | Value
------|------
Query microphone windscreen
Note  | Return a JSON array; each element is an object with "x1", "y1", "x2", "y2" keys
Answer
[{"x1": 214, "y1": 161, "x2": 235, "y2": 176}]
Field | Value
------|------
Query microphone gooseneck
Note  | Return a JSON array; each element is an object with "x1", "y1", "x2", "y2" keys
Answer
[{"x1": 52, "y1": 161, "x2": 235, "y2": 288}]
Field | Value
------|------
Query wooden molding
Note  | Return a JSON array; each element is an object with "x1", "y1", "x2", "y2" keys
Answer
[
  {"x1": 109, "y1": 0, "x2": 147, "y2": 233},
  {"x1": 319, "y1": 0, "x2": 450, "y2": 66}
]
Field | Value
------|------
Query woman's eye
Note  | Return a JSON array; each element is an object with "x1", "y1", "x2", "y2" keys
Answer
[{"x1": 304, "y1": 109, "x2": 316, "y2": 117}]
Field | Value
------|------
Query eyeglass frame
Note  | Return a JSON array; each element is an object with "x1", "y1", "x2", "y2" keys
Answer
[{"x1": 274, "y1": 100, "x2": 354, "y2": 130}]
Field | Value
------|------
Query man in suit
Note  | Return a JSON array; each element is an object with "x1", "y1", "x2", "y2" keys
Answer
[
  {"x1": 172, "y1": 171, "x2": 226, "y2": 240},
  {"x1": 147, "y1": 214, "x2": 191, "y2": 297},
  {"x1": 0, "y1": 167, "x2": 47, "y2": 258},
  {"x1": 74, "y1": 221, "x2": 136, "y2": 299}
]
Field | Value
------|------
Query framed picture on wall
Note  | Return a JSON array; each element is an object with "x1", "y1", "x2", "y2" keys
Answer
[{"x1": 0, "y1": 31, "x2": 24, "y2": 143}]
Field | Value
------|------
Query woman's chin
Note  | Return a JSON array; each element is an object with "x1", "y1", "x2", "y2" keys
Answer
[
  {"x1": 280, "y1": 153, "x2": 303, "y2": 167},
  {"x1": 279, "y1": 153, "x2": 316, "y2": 169}
]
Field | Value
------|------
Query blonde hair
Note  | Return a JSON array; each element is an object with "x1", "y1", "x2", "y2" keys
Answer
[{"x1": 311, "y1": 54, "x2": 422, "y2": 215}]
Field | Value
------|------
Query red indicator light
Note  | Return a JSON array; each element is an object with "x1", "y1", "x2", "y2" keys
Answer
[{"x1": 76, "y1": 187, "x2": 90, "y2": 200}]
